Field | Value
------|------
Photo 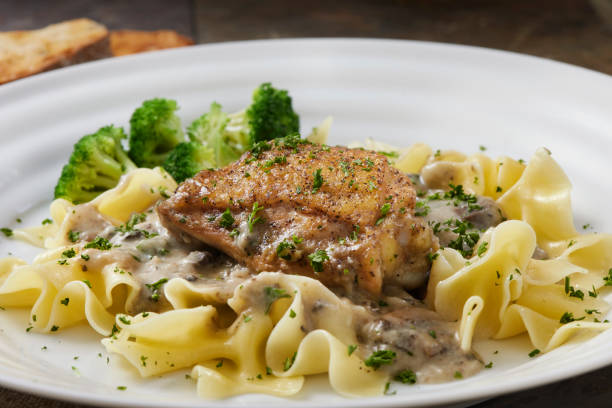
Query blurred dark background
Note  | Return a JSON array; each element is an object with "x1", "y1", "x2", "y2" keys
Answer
[
  {"x1": 1, "y1": 0, "x2": 612, "y2": 407},
  {"x1": 1, "y1": 0, "x2": 612, "y2": 73}
]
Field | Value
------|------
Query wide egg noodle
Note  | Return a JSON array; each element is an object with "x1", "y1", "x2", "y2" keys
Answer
[
  {"x1": 496, "y1": 148, "x2": 577, "y2": 256},
  {"x1": 103, "y1": 272, "x2": 387, "y2": 399},
  {"x1": 427, "y1": 220, "x2": 612, "y2": 352},
  {"x1": 0, "y1": 169, "x2": 175, "y2": 334}
]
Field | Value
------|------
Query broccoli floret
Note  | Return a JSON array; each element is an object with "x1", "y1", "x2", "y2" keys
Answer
[
  {"x1": 54, "y1": 125, "x2": 136, "y2": 204},
  {"x1": 128, "y1": 98, "x2": 185, "y2": 168},
  {"x1": 186, "y1": 83, "x2": 299, "y2": 167},
  {"x1": 187, "y1": 102, "x2": 249, "y2": 167},
  {"x1": 162, "y1": 141, "x2": 215, "y2": 183},
  {"x1": 246, "y1": 82, "x2": 299, "y2": 145}
]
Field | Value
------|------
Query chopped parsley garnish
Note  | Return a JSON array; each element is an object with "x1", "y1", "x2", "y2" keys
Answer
[
  {"x1": 477, "y1": 242, "x2": 488, "y2": 257},
  {"x1": 216, "y1": 360, "x2": 223, "y2": 368},
  {"x1": 348, "y1": 345, "x2": 357, "y2": 356},
  {"x1": 81, "y1": 254, "x2": 90, "y2": 261},
  {"x1": 50, "y1": 325, "x2": 59, "y2": 332},
  {"x1": 263, "y1": 286, "x2": 291, "y2": 314},
  {"x1": 119, "y1": 316, "x2": 131, "y2": 325},
  {"x1": 292, "y1": 235, "x2": 303, "y2": 244},
  {"x1": 585, "y1": 308, "x2": 600, "y2": 315},
  {"x1": 289, "y1": 309, "x2": 297, "y2": 318},
  {"x1": 1, "y1": 228, "x2": 13, "y2": 237},
  {"x1": 263, "y1": 155, "x2": 287, "y2": 168},
  {"x1": 496, "y1": 186, "x2": 503, "y2": 193},
  {"x1": 528, "y1": 349, "x2": 540, "y2": 357},
  {"x1": 218, "y1": 208, "x2": 235, "y2": 229},
  {"x1": 68, "y1": 230, "x2": 80, "y2": 242},
  {"x1": 446, "y1": 219, "x2": 480, "y2": 258},
  {"x1": 603, "y1": 269, "x2": 612, "y2": 286},
  {"x1": 117, "y1": 386, "x2": 127, "y2": 391},
  {"x1": 82, "y1": 280, "x2": 92, "y2": 288},
  {"x1": 62, "y1": 248, "x2": 76, "y2": 258},
  {"x1": 568, "y1": 239, "x2": 576, "y2": 247},
  {"x1": 564, "y1": 276, "x2": 585, "y2": 300},
  {"x1": 364, "y1": 350, "x2": 396, "y2": 370},
  {"x1": 394, "y1": 369, "x2": 417, "y2": 384},
  {"x1": 383, "y1": 382, "x2": 396, "y2": 395},
  {"x1": 145, "y1": 278, "x2": 168, "y2": 302},
  {"x1": 560, "y1": 311, "x2": 584, "y2": 324},
  {"x1": 60, "y1": 297, "x2": 70, "y2": 306},
  {"x1": 276, "y1": 240, "x2": 296, "y2": 260},
  {"x1": 454, "y1": 371, "x2": 463, "y2": 379},
  {"x1": 479, "y1": 145, "x2": 487, "y2": 151},
  {"x1": 307, "y1": 249, "x2": 329, "y2": 273},
  {"x1": 376, "y1": 203, "x2": 392, "y2": 225},
  {"x1": 42, "y1": 218, "x2": 53, "y2": 225},
  {"x1": 426, "y1": 252, "x2": 439, "y2": 263},
  {"x1": 444, "y1": 184, "x2": 481, "y2": 211},
  {"x1": 140, "y1": 355, "x2": 148, "y2": 367},
  {"x1": 84, "y1": 237, "x2": 112, "y2": 250},
  {"x1": 484, "y1": 361, "x2": 493, "y2": 369},
  {"x1": 414, "y1": 201, "x2": 430, "y2": 217},
  {"x1": 350, "y1": 224, "x2": 360, "y2": 241},
  {"x1": 312, "y1": 168, "x2": 323, "y2": 193},
  {"x1": 229, "y1": 229, "x2": 239, "y2": 238},
  {"x1": 428, "y1": 330, "x2": 437, "y2": 339},
  {"x1": 283, "y1": 351, "x2": 297, "y2": 371},
  {"x1": 243, "y1": 315, "x2": 252, "y2": 323},
  {"x1": 247, "y1": 202, "x2": 264, "y2": 232}
]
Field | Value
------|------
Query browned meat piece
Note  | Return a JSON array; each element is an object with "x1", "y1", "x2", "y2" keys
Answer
[{"x1": 157, "y1": 139, "x2": 438, "y2": 295}]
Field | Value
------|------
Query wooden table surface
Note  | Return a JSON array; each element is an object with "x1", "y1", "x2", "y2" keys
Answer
[{"x1": 1, "y1": 1, "x2": 611, "y2": 407}]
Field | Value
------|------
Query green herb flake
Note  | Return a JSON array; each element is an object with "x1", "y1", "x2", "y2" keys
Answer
[
  {"x1": 394, "y1": 369, "x2": 417, "y2": 384},
  {"x1": 264, "y1": 286, "x2": 291, "y2": 314},
  {"x1": 145, "y1": 278, "x2": 168, "y2": 302},
  {"x1": 68, "y1": 230, "x2": 80, "y2": 243},
  {"x1": 119, "y1": 316, "x2": 131, "y2": 325},
  {"x1": 1, "y1": 228, "x2": 13, "y2": 237},
  {"x1": 62, "y1": 248, "x2": 76, "y2": 258},
  {"x1": 42, "y1": 218, "x2": 53, "y2": 225},
  {"x1": 484, "y1": 361, "x2": 493, "y2": 369},
  {"x1": 384, "y1": 382, "x2": 396, "y2": 395},
  {"x1": 376, "y1": 203, "x2": 392, "y2": 225},
  {"x1": 289, "y1": 309, "x2": 297, "y2": 318},
  {"x1": 308, "y1": 249, "x2": 329, "y2": 273},
  {"x1": 60, "y1": 297, "x2": 70, "y2": 306},
  {"x1": 454, "y1": 371, "x2": 463, "y2": 379},
  {"x1": 117, "y1": 386, "x2": 127, "y2": 391},
  {"x1": 247, "y1": 202, "x2": 264, "y2": 232},
  {"x1": 218, "y1": 208, "x2": 235, "y2": 229},
  {"x1": 312, "y1": 168, "x2": 324, "y2": 193},
  {"x1": 528, "y1": 349, "x2": 540, "y2": 358},
  {"x1": 283, "y1": 351, "x2": 297, "y2": 371},
  {"x1": 477, "y1": 242, "x2": 488, "y2": 257},
  {"x1": 348, "y1": 344, "x2": 358, "y2": 356},
  {"x1": 84, "y1": 236, "x2": 112, "y2": 250},
  {"x1": 82, "y1": 280, "x2": 92, "y2": 288},
  {"x1": 364, "y1": 350, "x2": 396, "y2": 370}
]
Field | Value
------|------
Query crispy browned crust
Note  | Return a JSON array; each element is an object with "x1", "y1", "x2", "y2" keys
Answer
[
  {"x1": 110, "y1": 30, "x2": 193, "y2": 56},
  {"x1": 0, "y1": 18, "x2": 111, "y2": 85},
  {"x1": 158, "y1": 141, "x2": 437, "y2": 295}
]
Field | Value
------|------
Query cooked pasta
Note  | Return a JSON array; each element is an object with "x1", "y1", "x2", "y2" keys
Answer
[{"x1": 1, "y1": 140, "x2": 610, "y2": 400}]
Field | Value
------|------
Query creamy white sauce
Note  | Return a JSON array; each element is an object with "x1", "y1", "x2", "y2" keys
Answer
[{"x1": 63, "y1": 200, "x2": 483, "y2": 383}]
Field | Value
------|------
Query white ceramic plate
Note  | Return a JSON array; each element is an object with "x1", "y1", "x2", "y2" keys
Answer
[{"x1": 0, "y1": 39, "x2": 611, "y2": 408}]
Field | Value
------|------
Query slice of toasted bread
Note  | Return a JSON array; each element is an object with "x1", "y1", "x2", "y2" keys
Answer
[
  {"x1": 0, "y1": 18, "x2": 111, "y2": 85},
  {"x1": 110, "y1": 30, "x2": 193, "y2": 56}
]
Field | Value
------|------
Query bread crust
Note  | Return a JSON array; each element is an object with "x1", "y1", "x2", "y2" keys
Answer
[{"x1": 0, "y1": 18, "x2": 111, "y2": 84}]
